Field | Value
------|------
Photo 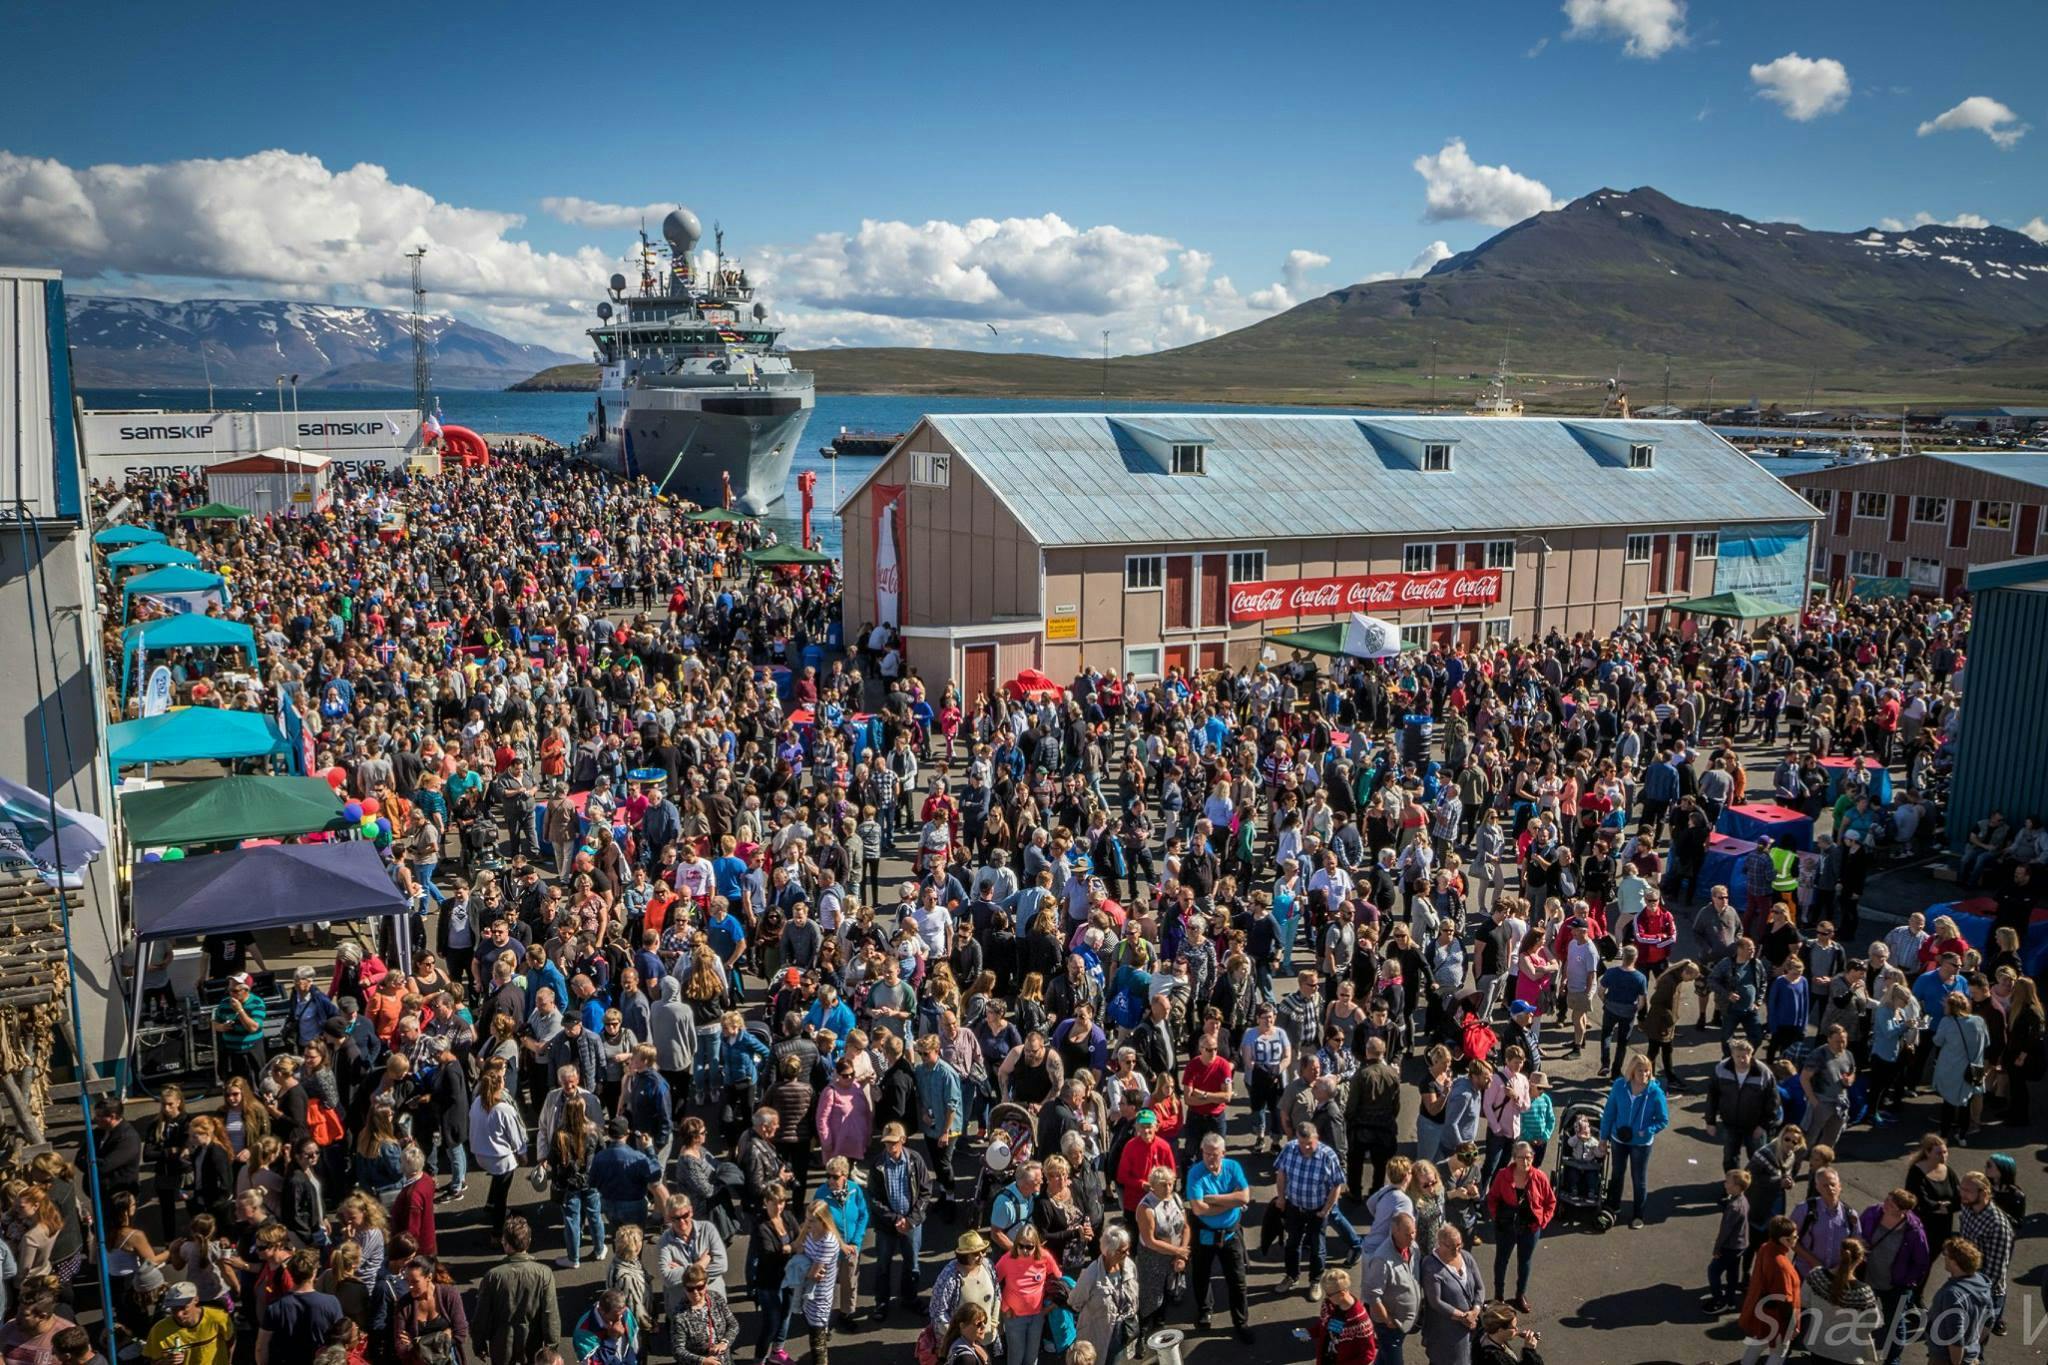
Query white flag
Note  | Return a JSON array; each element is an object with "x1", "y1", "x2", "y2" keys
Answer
[
  {"x1": 1341, "y1": 613, "x2": 1402, "y2": 659},
  {"x1": 143, "y1": 667, "x2": 174, "y2": 717}
]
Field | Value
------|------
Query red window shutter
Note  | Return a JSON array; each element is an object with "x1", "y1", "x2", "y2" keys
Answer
[
  {"x1": 1833, "y1": 496, "x2": 1851, "y2": 536},
  {"x1": 1889, "y1": 496, "x2": 1910, "y2": 542},
  {"x1": 1435, "y1": 542, "x2": 1457, "y2": 571},
  {"x1": 1464, "y1": 542, "x2": 1485, "y2": 571},
  {"x1": 1674, "y1": 533, "x2": 1693, "y2": 593},
  {"x1": 1649, "y1": 534, "x2": 1670, "y2": 594},
  {"x1": 1950, "y1": 500, "x2": 1972, "y2": 549},
  {"x1": 1886, "y1": 560, "x2": 1903, "y2": 578},
  {"x1": 1165, "y1": 555, "x2": 1192, "y2": 629},
  {"x1": 2017, "y1": 504, "x2": 2041, "y2": 558},
  {"x1": 1199, "y1": 555, "x2": 1227, "y2": 627}
]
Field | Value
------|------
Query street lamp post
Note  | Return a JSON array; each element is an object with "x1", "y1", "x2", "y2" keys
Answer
[{"x1": 1514, "y1": 535, "x2": 1554, "y2": 642}]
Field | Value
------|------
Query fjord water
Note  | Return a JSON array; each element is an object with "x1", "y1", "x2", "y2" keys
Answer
[{"x1": 83, "y1": 389, "x2": 1387, "y2": 558}]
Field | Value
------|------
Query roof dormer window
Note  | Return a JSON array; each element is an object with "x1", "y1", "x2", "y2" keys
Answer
[
  {"x1": 1171, "y1": 443, "x2": 1205, "y2": 475},
  {"x1": 1424, "y1": 443, "x2": 1453, "y2": 472},
  {"x1": 1628, "y1": 443, "x2": 1655, "y2": 469}
]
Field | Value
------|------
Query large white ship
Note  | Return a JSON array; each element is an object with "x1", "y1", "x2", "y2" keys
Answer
[{"x1": 580, "y1": 208, "x2": 813, "y2": 512}]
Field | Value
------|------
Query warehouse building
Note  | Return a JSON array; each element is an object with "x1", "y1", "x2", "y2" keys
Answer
[
  {"x1": 1787, "y1": 451, "x2": 2048, "y2": 598},
  {"x1": 837, "y1": 414, "x2": 1821, "y2": 698},
  {"x1": 1946, "y1": 555, "x2": 2048, "y2": 855}
]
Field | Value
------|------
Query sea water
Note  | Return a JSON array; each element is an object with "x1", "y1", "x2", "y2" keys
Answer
[{"x1": 81, "y1": 389, "x2": 1388, "y2": 558}]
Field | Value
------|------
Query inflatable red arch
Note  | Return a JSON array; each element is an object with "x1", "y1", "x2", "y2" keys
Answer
[{"x1": 438, "y1": 424, "x2": 489, "y2": 468}]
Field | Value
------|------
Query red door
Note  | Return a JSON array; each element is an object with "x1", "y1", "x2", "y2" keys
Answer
[
  {"x1": 1950, "y1": 500, "x2": 1972, "y2": 549},
  {"x1": 1430, "y1": 624, "x2": 1453, "y2": 649},
  {"x1": 1463, "y1": 542, "x2": 1485, "y2": 571},
  {"x1": 1435, "y1": 542, "x2": 1457, "y2": 571},
  {"x1": 1198, "y1": 642, "x2": 1226, "y2": 672},
  {"x1": 1165, "y1": 555, "x2": 1193, "y2": 629},
  {"x1": 1674, "y1": 534, "x2": 1694, "y2": 593},
  {"x1": 1945, "y1": 566, "x2": 1967, "y2": 598},
  {"x1": 1889, "y1": 496, "x2": 1910, "y2": 543},
  {"x1": 1649, "y1": 534, "x2": 1671, "y2": 594},
  {"x1": 1830, "y1": 554, "x2": 1846, "y2": 585},
  {"x1": 2017, "y1": 504, "x2": 2041, "y2": 558},
  {"x1": 1457, "y1": 622, "x2": 1480, "y2": 649},
  {"x1": 1833, "y1": 496, "x2": 1852, "y2": 536},
  {"x1": 962, "y1": 645, "x2": 995, "y2": 709},
  {"x1": 1885, "y1": 560, "x2": 1903, "y2": 578},
  {"x1": 1199, "y1": 555, "x2": 1228, "y2": 628},
  {"x1": 1164, "y1": 644, "x2": 1191, "y2": 676}
]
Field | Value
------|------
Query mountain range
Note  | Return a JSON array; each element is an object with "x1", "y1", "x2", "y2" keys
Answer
[
  {"x1": 65, "y1": 296, "x2": 579, "y2": 389},
  {"x1": 516, "y1": 185, "x2": 2048, "y2": 408}
]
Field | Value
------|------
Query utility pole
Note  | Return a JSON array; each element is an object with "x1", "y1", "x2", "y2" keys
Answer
[
  {"x1": 406, "y1": 247, "x2": 430, "y2": 425},
  {"x1": 1430, "y1": 340, "x2": 1439, "y2": 409},
  {"x1": 1101, "y1": 330, "x2": 1109, "y2": 397},
  {"x1": 1705, "y1": 373, "x2": 1716, "y2": 418},
  {"x1": 1662, "y1": 354, "x2": 1672, "y2": 409}
]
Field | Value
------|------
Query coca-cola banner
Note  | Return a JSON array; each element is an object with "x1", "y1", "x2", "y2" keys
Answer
[{"x1": 1228, "y1": 569, "x2": 1503, "y2": 621}]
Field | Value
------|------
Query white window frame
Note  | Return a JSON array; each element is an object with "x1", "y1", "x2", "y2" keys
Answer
[
  {"x1": 1124, "y1": 645, "x2": 1164, "y2": 681},
  {"x1": 1693, "y1": 532, "x2": 1718, "y2": 559},
  {"x1": 1628, "y1": 443, "x2": 1655, "y2": 469},
  {"x1": 1483, "y1": 617, "x2": 1512, "y2": 642},
  {"x1": 1850, "y1": 550, "x2": 1882, "y2": 577},
  {"x1": 1398, "y1": 624, "x2": 1429, "y2": 651},
  {"x1": 1854, "y1": 491, "x2": 1889, "y2": 520},
  {"x1": 1423, "y1": 443, "x2": 1453, "y2": 472},
  {"x1": 1228, "y1": 550, "x2": 1266, "y2": 583},
  {"x1": 1976, "y1": 500, "x2": 2014, "y2": 531},
  {"x1": 1625, "y1": 534, "x2": 1651, "y2": 563},
  {"x1": 1911, "y1": 496, "x2": 1949, "y2": 525},
  {"x1": 1171, "y1": 443, "x2": 1205, "y2": 475},
  {"x1": 1403, "y1": 542, "x2": 1436, "y2": 573},
  {"x1": 909, "y1": 451, "x2": 951, "y2": 487},
  {"x1": 1803, "y1": 487, "x2": 1833, "y2": 514},
  {"x1": 1483, "y1": 540, "x2": 1515, "y2": 570},
  {"x1": 1907, "y1": 556, "x2": 1944, "y2": 589},
  {"x1": 1124, "y1": 554, "x2": 1163, "y2": 591}
]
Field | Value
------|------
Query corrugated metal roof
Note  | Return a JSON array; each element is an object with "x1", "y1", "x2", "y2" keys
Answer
[
  {"x1": 1966, "y1": 554, "x2": 2048, "y2": 591},
  {"x1": 1927, "y1": 451, "x2": 2048, "y2": 493},
  {"x1": 928, "y1": 414, "x2": 1822, "y2": 548}
]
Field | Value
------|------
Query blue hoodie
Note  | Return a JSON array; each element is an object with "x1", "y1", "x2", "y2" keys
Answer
[{"x1": 1598, "y1": 1076, "x2": 1670, "y2": 1147}]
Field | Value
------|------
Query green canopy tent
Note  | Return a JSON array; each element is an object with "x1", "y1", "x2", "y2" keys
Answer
[
  {"x1": 105, "y1": 543, "x2": 202, "y2": 572},
  {"x1": 1670, "y1": 589, "x2": 1801, "y2": 620},
  {"x1": 181, "y1": 502, "x2": 254, "y2": 521},
  {"x1": 120, "y1": 566, "x2": 229, "y2": 623},
  {"x1": 687, "y1": 507, "x2": 756, "y2": 524},
  {"x1": 108, "y1": 708, "x2": 289, "y2": 770},
  {"x1": 121, "y1": 775, "x2": 345, "y2": 846},
  {"x1": 1262, "y1": 623, "x2": 1355, "y2": 658},
  {"x1": 120, "y1": 616, "x2": 259, "y2": 703},
  {"x1": 93, "y1": 525, "x2": 167, "y2": 547},
  {"x1": 743, "y1": 542, "x2": 833, "y2": 566}
]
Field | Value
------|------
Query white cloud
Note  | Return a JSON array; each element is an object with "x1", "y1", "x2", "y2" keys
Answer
[
  {"x1": 1749, "y1": 53, "x2": 1851, "y2": 121},
  {"x1": 1413, "y1": 139, "x2": 1562, "y2": 227},
  {"x1": 539, "y1": 196, "x2": 675, "y2": 229},
  {"x1": 1561, "y1": 0, "x2": 1686, "y2": 58},
  {"x1": 0, "y1": 147, "x2": 1336, "y2": 356},
  {"x1": 1525, "y1": 37, "x2": 1549, "y2": 58},
  {"x1": 753, "y1": 215, "x2": 1330, "y2": 352},
  {"x1": 1882, "y1": 211, "x2": 1993, "y2": 232},
  {"x1": 2023, "y1": 218, "x2": 2048, "y2": 245},
  {"x1": 1363, "y1": 240, "x2": 1455, "y2": 284},
  {"x1": 1917, "y1": 96, "x2": 2029, "y2": 148}
]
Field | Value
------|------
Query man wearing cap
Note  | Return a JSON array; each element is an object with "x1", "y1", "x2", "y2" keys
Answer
[
  {"x1": 865, "y1": 1122, "x2": 934, "y2": 1320},
  {"x1": 212, "y1": 972, "x2": 269, "y2": 1088},
  {"x1": 144, "y1": 1281, "x2": 234, "y2": 1365}
]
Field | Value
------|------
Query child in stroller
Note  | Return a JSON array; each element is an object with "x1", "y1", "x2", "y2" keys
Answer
[{"x1": 1551, "y1": 1107, "x2": 1612, "y2": 1231}]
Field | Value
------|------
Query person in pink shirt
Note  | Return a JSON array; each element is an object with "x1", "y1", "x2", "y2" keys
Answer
[
  {"x1": 994, "y1": 1224, "x2": 1062, "y2": 1365},
  {"x1": 815, "y1": 1055, "x2": 873, "y2": 1164}
]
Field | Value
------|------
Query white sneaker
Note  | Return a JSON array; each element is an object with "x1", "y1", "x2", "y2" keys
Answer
[
  {"x1": 594, "y1": 1247, "x2": 609, "y2": 1261},
  {"x1": 554, "y1": 1256, "x2": 580, "y2": 1270}
]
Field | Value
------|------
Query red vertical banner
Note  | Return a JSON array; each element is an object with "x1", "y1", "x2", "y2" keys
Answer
[{"x1": 872, "y1": 483, "x2": 905, "y2": 627}]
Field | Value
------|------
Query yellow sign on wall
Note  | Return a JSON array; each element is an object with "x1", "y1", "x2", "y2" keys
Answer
[{"x1": 1045, "y1": 613, "x2": 1079, "y2": 641}]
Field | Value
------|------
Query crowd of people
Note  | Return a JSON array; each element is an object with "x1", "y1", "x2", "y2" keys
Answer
[{"x1": 11, "y1": 446, "x2": 2039, "y2": 1365}]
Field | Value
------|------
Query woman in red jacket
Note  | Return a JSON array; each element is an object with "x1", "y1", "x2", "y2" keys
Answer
[
  {"x1": 1308, "y1": 1266, "x2": 1377, "y2": 1365},
  {"x1": 389, "y1": 1145, "x2": 438, "y2": 1258},
  {"x1": 1739, "y1": 1215, "x2": 1801, "y2": 1362},
  {"x1": 1483, "y1": 1140, "x2": 1555, "y2": 1313}
]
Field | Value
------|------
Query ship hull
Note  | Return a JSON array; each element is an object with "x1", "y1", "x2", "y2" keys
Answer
[{"x1": 585, "y1": 402, "x2": 811, "y2": 513}]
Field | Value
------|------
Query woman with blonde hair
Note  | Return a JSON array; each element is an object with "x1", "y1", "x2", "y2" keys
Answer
[
  {"x1": 220, "y1": 1074, "x2": 270, "y2": 1156},
  {"x1": 2000, "y1": 974, "x2": 2044, "y2": 1123},
  {"x1": 185, "y1": 1113, "x2": 236, "y2": 1223},
  {"x1": 467, "y1": 1061, "x2": 528, "y2": 1239},
  {"x1": 5, "y1": 1181, "x2": 63, "y2": 1280},
  {"x1": 797, "y1": 1199, "x2": 842, "y2": 1365}
]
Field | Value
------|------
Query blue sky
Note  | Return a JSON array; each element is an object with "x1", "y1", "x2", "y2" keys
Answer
[{"x1": 2, "y1": 0, "x2": 2041, "y2": 354}]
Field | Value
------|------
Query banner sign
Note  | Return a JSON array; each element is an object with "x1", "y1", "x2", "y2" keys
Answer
[
  {"x1": 873, "y1": 484, "x2": 905, "y2": 629},
  {"x1": 1229, "y1": 569, "x2": 1503, "y2": 621},
  {"x1": 143, "y1": 667, "x2": 173, "y2": 717}
]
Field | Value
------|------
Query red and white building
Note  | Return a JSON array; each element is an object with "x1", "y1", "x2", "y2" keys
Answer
[{"x1": 837, "y1": 413, "x2": 1820, "y2": 700}]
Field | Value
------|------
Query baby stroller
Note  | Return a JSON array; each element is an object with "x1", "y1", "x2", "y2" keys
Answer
[
  {"x1": 1550, "y1": 1101, "x2": 1614, "y2": 1232},
  {"x1": 975, "y1": 1101, "x2": 1037, "y2": 1224}
]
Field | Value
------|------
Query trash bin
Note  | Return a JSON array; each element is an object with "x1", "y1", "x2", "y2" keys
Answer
[
  {"x1": 802, "y1": 643, "x2": 826, "y2": 675},
  {"x1": 1400, "y1": 713, "x2": 1434, "y2": 766}
]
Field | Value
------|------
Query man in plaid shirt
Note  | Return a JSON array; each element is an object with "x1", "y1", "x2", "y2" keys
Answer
[
  {"x1": 866, "y1": 760, "x2": 899, "y2": 849},
  {"x1": 1277, "y1": 968, "x2": 1325, "y2": 1049},
  {"x1": 1958, "y1": 1171, "x2": 2015, "y2": 1339},
  {"x1": 1273, "y1": 1118, "x2": 1345, "y2": 1294}
]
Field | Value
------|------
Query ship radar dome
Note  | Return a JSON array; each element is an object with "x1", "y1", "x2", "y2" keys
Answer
[
  {"x1": 663, "y1": 207, "x2": 703, "y2": 255},
  {"x1": 752, "y1": 302, "x2": 767, "y2": 322}
]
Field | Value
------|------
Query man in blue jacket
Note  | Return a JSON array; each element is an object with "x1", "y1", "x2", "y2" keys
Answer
[
  {"x1": 1640, "y1": 749, "x2": 1681, "y2": 843},
  {"x1": 591, "y1": 1116, "x2": 664, "y2": 1232}
]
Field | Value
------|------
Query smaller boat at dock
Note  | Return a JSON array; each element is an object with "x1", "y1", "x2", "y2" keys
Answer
[{"x1": 819, "y1": 427, "x2": 903, "y2": 459}]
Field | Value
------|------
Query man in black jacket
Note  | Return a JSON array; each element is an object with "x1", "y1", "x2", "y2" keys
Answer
[
  {"x1": 281, "y1": 1140, "x2": 327, "y2": 1243},
  {"x1": 1703, "y1": 1037, "x2": 1781, "y2": 1172},
  {"x1": 84, "y1": 1099, "x2": 143, "y2": 1205},
  {"x1": 1343, "y1": 1037, "x2": 1403, "y2": 1198},
  {"x1": 865, "y1": 1123, "x2": 934, "y2": 1318}
]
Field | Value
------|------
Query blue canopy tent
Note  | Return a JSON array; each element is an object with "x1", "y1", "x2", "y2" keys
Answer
[
  {"x1": 108, "y1": 708, "x2": 289, "y2": 769},
  {"x1": 125, "y1": 841, "x2": 407, "y2": 1053},
  {"x1": 105, "y1": 543, "x2": 201, "y2": 572},
  {"x1": 119, "y1": 617, "x2": 258, "y2": 704},
  {"x1": 93, "y1": 525, "x2": 167, "y2": 547},
  {"x1": 121, "y1": 566, "x2": 229, "y2": 623}
]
